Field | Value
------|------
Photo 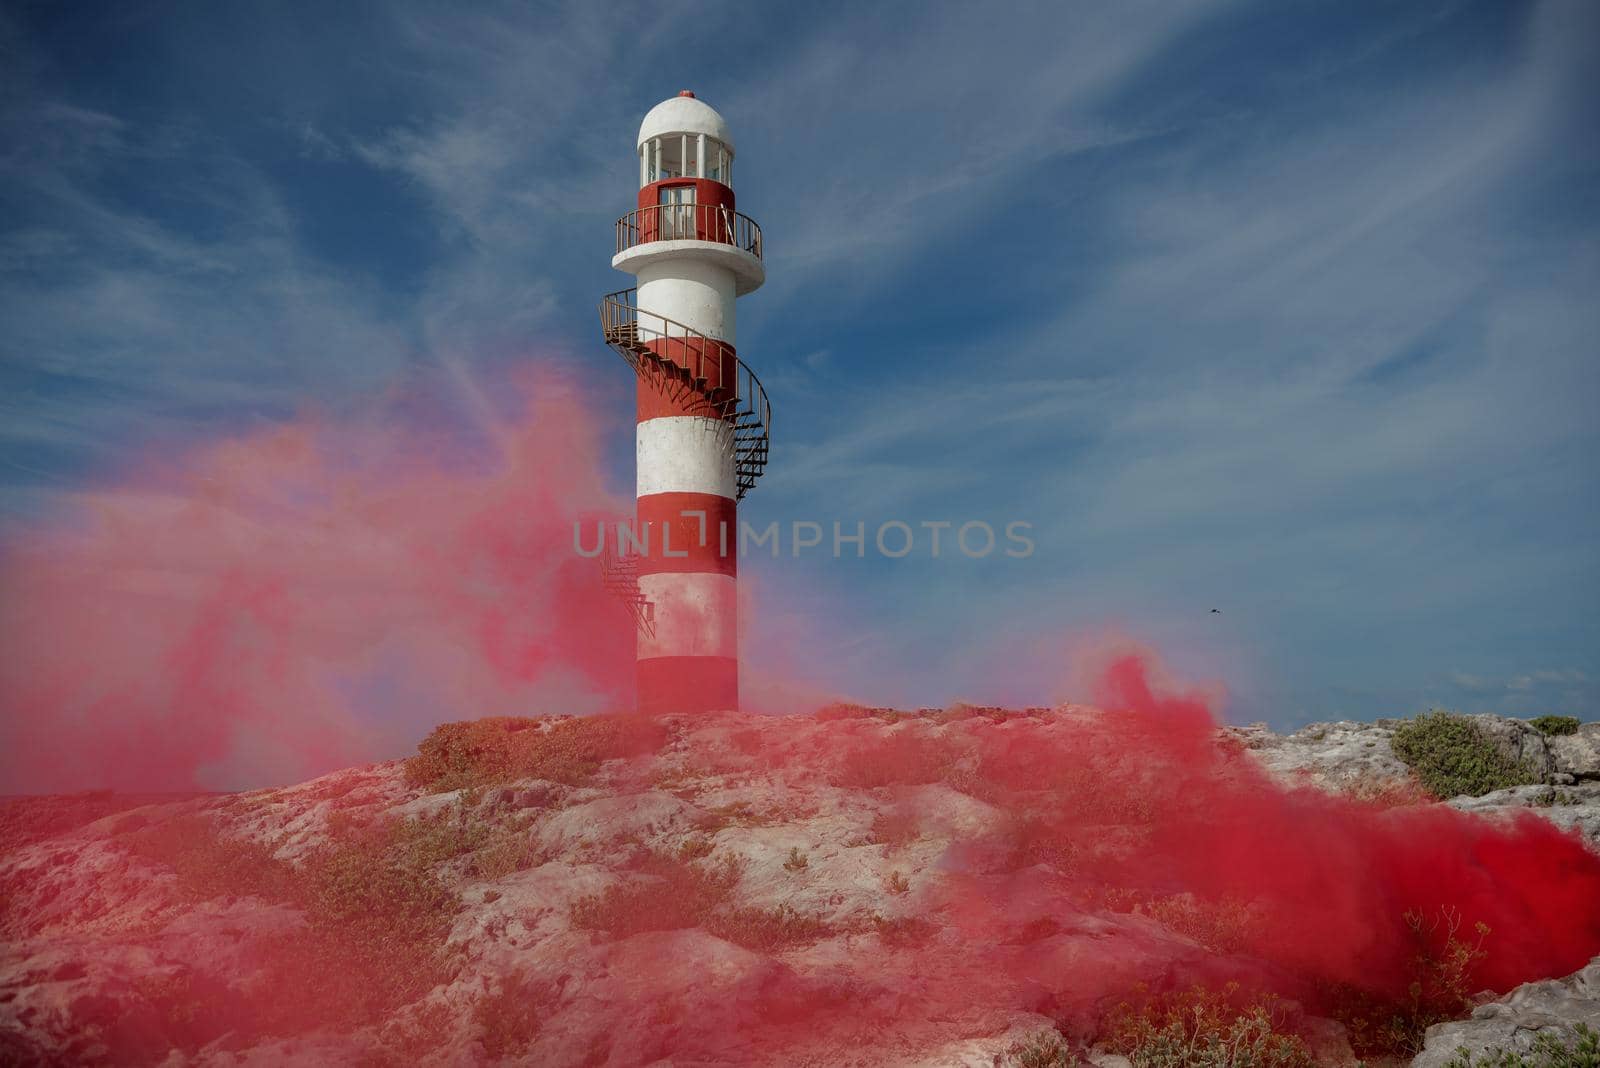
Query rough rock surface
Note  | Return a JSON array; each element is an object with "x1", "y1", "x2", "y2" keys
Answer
[
  {"x1": 1237, "y1": 714, "x2": 1600, "y2": 825},
  {"x1": 1551, "y1": 723, "x2": 1600, "y2": 781},
  {"x1": 1447, "y1": 782, "x2": 1600, "y2": 842},
  {"x1": 0, "y1": 709, "x2": 1595, "y2": 1067},
  {"x1": 1226, "y1": 720, "x2": 1414, "y2": 794},
  {"x1": 1411, "y1": 956, "x2": 1600, "y2": 1067}
]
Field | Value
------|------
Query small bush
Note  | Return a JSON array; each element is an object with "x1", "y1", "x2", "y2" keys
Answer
[
  {"x1": 868, "y1": 809, "x2": 921, "y2": 849},
  {"x1": 570, "y1": 851, "x2": 744, "y2": 937},
  {"x1": 474, "y1": 971, "x2": 543, "y2": 1059},
  {"x1": 361, "y1": 1002, "x2": 454, "y2": 1067},
  {"x1": 872, "y1": 914, "x2": 937, "y2": 948},
  {"x1": 999, "y1": 812, "x2": 1080, "y2": 874},
  {"x1": 1141, "y1": 893, "x2": 1258, "y2": 954},
  {"x1": 386, "y1": 809, "x2": 493, "y2": 869},
  {"x1": 471, "y1": 824, "x2": 544, "y2": 880},
  {"x1": 1390, "y1": 712, "x2": 1542, "y2": 799},
  {"x1": 1338, "y1": 770, "x2": 1433, "y2": 808},
  {"x1": 696, "y1": 800, "x2": 789, "y2": 831},
  {"x1": 126, "y1": 816, "x2": 296, "y2": 902},
  {"x1": 119, "y1": 813, "x2": 466, "y2": 1039},
  {"x1": 1530, "y1": 715, "x2": 1581, "y2": 737},
  {"x1": 405, "y1": 715, "x2": 666, "y2": 793},
  {"x1": 303, "y1": 827, "x2": 459, "y2": 949},
  {"x1": 886, "y1": 869, "x2": 911, "y2": 895},
  {"x1": 783, "y1": 847, "x2": 809, "y2": 872},
  {"x1": 1334, "y1": 906, "x2": 1489, "y2": 1057},
  {"x1": 832, "y1": 732, "x2": 959, "y2": 788},
  {"x1": 1445, "y1": 1023, "x2": 1600, "y2": 1067},
  {"x1": 676, "y1": 835, "x2": 715, "y2": 862},
  {"x1": 705, "y1": 904, "x2": 831, "y2": 952},
  {"x1": 1004, "y1": 1029, "x2": 1078, "y2": 1067},
  {"x1": 1103, "y1": 984, "x2": 1312, "y2": 1068}
]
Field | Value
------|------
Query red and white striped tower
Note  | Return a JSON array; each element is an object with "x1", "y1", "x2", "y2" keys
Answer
[{"x1": 599, "y1": 91, "x2": 770, "y2": 714}]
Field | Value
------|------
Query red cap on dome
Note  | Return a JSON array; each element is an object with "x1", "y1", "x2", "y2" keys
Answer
[{"x1": 677, "y1": 90, "x2": 696, "y2": 98}]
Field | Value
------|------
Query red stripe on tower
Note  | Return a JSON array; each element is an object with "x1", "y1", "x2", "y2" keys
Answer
[{"x1": 598, "y1": 91, "x2": 770, "y2": 714}]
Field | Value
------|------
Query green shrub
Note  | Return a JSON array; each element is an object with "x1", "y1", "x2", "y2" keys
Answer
[
  {"x1": 303, "y1": 832, "x2": 457, "y2": 943},
  {"x1": 867, "y1": 809, "x2": 921, "y2": 849},
  {"x1": 474, "y1": 971, "x2": 543, "y2": 1059},
  {"x1": 1004, "y1": 1029, "x2": 1078, "y2": 1067},
  {"x1": 570, "y1": 851, "x2": 743, "y2": 937},
  {"x1": 359, "y1": 1001, "x2": 454, "y2": 1067},
  {"x1": 473, "y1": 825, "x2": 544, "y2": 879},
  {"x1": 125, "y1": 813, "x2": 466, "y2": 1036},
  {"x1": 1103, "y1": 984, "x2": 1312, "y2": 1068},
  {"x1": 386, "y1": 808, "x2": 493, "y2": 869},
  {"x1": 705, "y1": 904, "x2": 831, "y2": 952},
  {"x1": 1141, "y1": 893, "x2": 1258, "y2": 954},
  {"x1": 126, "y1": 816, "x2": 296, "y2": 902},
  {"x1": 1444, "y1": 1024, "x2": 1600, "y2": 1067},
  {"x1": 568, "y1": 851, "x2": 830, "y2": 952},
  {"x1": 405, "y1": 714, "x2": 666, "y2": 793},
  {"x1": 1334, "y1": 906, "x2": 1489, "y2": 1057},
  {"x1": 832, "y1": 732, "x2": 959, "y2": 788},
  {"x1": 292, "y1": 821, "x2": 463, "y2": 1019},
  {"x1": 1390, "y1": 712, "x2": 1542, "y2": 798},
  {"x1": 871, "y1": 914, "x2": 938, "y2": 948},
  {"x1": 676, "y1": 835, "x2": 715, "y2": 862},
  {"x1": 1530, "y1": 715, "x2": 1582, "y2": 737}
]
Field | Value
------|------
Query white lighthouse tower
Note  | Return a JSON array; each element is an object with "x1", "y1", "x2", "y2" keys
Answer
[{"x1": 599, "y1": 91, "x2": 770, "y2": 714}]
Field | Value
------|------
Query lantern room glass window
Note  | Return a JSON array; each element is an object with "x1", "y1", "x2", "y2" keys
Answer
[{"x1": 640, "y1": 135, "x2": 733, "y2": 187}]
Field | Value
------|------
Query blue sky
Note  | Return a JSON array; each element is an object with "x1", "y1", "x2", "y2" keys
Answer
[{"x1": 2, "y1": 0, "x2": 1596, "y2": 728}]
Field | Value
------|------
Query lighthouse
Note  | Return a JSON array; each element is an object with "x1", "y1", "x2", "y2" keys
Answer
[{"x1": 599, "y1": 91, "x2": 770, "y2": 714}]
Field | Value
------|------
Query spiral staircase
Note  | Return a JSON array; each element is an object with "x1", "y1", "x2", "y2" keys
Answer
[{"x1": 595, "y1": 228, "x2": 771, "y2": 631}]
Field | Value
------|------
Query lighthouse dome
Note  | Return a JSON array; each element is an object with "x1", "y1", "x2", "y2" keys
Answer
[{"x1": 638, "y1": 91, "x2": 733, "y2": 154}]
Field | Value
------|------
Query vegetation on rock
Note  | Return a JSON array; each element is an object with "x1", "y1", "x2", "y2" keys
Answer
[
  {"x1": 569, "y1": 849, "x2": 742, "y2": 936},
  {"x1": 568, "y1": 848, "x2": 833, "y2": 951},
  {"x1": 1101, "y1": 983, "x2": 1313, "y2": 1068},
  {"x1": 128, "y1": 814, "x2": 297, "y2": 902},
  {"x1": 1332, "y1": 906, "x2": 1489, "y2": 1057},
  {"x1": 119, "y1": 806, "x2": 539, "y2": 1036},
  {"x1": 1530, "y1": 715, "x2": 1582, "y2": 737},
  {"x1": 1444, "y1": 1023, "x2": 1600, "y2": 1067},
  {"x1": 1390, "y1": 711, "x2": 1543, "y2": 799},
  {"x1": 404, "y1": 714, "x2": 667, "y2": 792},
  {"x1": 1003, "y1": 1029, "x2": 1077, "y2": 1067},
  {"x1": 473, "y1": 971, "x2": 543, "y2": 1059},
  {"x1": 708, "y1": 903, "x2": 831, "y2": 952}
]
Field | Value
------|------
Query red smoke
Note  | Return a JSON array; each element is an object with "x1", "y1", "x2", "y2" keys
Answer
[
  {"x1": 1076, "y1": 654, "x2": 1597, "y2": 993},
  {"x1": 3, "y1": 364, "x2": 1598, "y2": 1063},
  {"x1": 782, "y1": 649, "x2": 1600, "y2": 1044},
  {"x1": 0, "y1": 369, "x2": 634, "y2": 793}
]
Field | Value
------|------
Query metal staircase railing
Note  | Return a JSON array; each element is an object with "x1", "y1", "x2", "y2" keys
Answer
[
  {"x1": 599, "y1": 540, "x2": 654, "y2": 638},
  {"x1": 598, "y1": 287, "x2": 771, "y2": 500}
]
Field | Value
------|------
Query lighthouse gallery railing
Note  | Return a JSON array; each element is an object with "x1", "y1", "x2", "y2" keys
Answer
[
  {"x1": 598, "y1": 287, "x2": 771, "y2": 500},
  {"x1": 614, "y1": 203, "x2": 763, "y2": 260}
]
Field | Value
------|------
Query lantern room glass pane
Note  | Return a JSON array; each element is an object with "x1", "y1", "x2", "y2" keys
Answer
[
  {"x1": 705, "y1": 140, "x2": 726, "y2": 183},
  {"x1": 654, "y1": 137, "x2": 687, "y2": 180}
]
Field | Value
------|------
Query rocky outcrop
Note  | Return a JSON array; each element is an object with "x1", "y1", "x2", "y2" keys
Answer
[
  {"x1": 0, "y1": 708, "x2": 1594, "y2": 1067},
  {"x1": 1447, "y1": 782, "x2": 1600, "y2": 842},
  {"x1": 1227, "y1": 720, "x2": 1414, "y2": 794},
  {"x1": 1411, "y1": 954, "x2": 1600, "y2": 1067},
  {"x1": 1238, "y1": 712, "x2": 1600, "y2": 814},
  {"x1": 1552, "y1": 723, "x2": 1600, "y2": 782}
]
